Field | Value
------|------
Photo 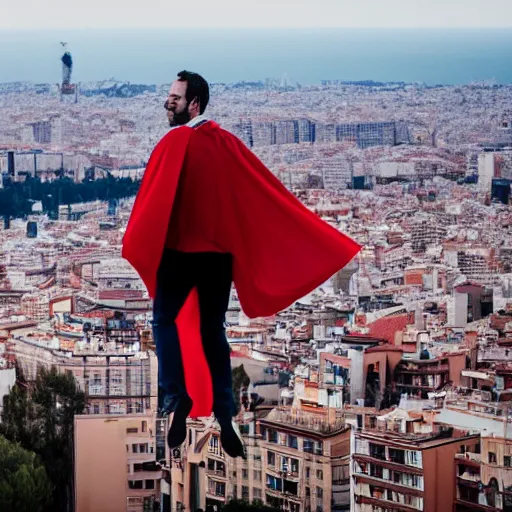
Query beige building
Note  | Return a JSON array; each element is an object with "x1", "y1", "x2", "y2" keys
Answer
[
  {"x1": 162, "y1": 406, "x2": 352, "y2": 512},
  {"x1": 164, "y1": 414, "x2": 263, "y2": 512},
  {"x1": 74, "y1": 414, "x2": 163, "y2": 512},
  {"x1": 11, "y1": 331, "x2": 158, "y2": 415},
  {"x1": 259, "y1": 407, "x2": 351, "y2": 512}
]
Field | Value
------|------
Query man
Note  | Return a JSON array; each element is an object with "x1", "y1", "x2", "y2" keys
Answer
[{"x1": 122, "y1": 71, "x2": 361, "y2": 459}]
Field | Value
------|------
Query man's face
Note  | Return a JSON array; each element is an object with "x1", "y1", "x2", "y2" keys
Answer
[{"x1": 164, "y1": 80, "x2": 190, "y2": 127}]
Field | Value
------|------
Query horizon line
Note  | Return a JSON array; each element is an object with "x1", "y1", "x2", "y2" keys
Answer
[{"x1": 3, "y1": 25, "x2": 512, "y2": 31}]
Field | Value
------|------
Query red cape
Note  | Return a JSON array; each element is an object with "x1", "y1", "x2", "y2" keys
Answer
[{"x1": 122, "y1": 121, "x2": 361, "y2": 417}]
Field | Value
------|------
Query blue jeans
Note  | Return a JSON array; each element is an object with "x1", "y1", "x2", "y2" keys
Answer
[{"x1": 152, "y1": 249, "x2": 235, "y2": 420}]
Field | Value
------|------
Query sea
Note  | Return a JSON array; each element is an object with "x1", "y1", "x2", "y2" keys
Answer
[{"x1": 0, "y1": 28, "x2": 512, "y2": 86}]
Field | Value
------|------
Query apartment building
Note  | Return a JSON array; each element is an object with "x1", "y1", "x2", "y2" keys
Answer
[
  {"x1": 436, "y1": 399, "x2": 512, "y2": 511},
  {"x1": 351, "y1": 413, "x2": 476, "y2": 512},
  {"x1": 394, "y1": 353, "x2": 466, "y2": 398},
  {"x1": 74, "y1": 414, "x2": 162, "y2": 512},
  {"x1": 11, "y1": 328, "x2": 158, "y2": 415},
  {"x1": 259, "y1": 407, "x2": 351, "y2": 512},
  {"x1": 162, "y1": 413, "x2": 264, "y2": 512}
]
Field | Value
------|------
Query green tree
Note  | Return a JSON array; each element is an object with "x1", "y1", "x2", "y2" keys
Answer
[
  {"x1": 222, "y1": 499, "x2": 280, "y2": 511},
  {"x1": 0, "y1": 366, "x2": 86, "y2": 512},
  {"x1": 231, "y1": 364, "x2": 250, "y2": 414},
  {"x1": 0, "y1": 435, "x2": 53, "y2": 512}
]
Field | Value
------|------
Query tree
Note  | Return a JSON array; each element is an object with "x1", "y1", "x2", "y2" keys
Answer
[
  {"x1": 0, "y1": 366, "x2": 86, "y2": 512},
  {"x1": 222, "y1": 499, "x2": 280, "y2": 511},
  {"x1": 231, "y1": 364, "x2": 250, "y2": 414},
  {"x1": 0, "y1": 435, "x2": 53, "y2": 512}
]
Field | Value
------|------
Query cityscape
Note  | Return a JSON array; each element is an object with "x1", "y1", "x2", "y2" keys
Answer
[{"x1": 2, "y1": 33, "x2": 512, "y2": 512}]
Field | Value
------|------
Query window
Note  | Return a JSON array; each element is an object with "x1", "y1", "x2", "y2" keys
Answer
[
  {"x1": 406, "y1": 450, "x2": 421, "y2": 467},
  {"x1": 269, "y1": 430, "x2": 278, "y2": 443},
  {"x1": 139, "y1": 443, "x2": 148, "y2": 453},
  {"x1": 145, "y1": 480, "x2": 155, "y2": 490},
  {"x1": 505, "y1": 456, "x2": 511, "y2": 467},
  {"x1": 287, "y1": 435, "x2": 298, "y2": 449},
  {"x1": 305, "y1": 486, "x2": 310, "y2": 497},
  {"x1": 306, "y1": 467, "x2": 310, "y2": 479},
  {"x1": 267, "y1": 451, "x2": 276, "y2": 467},
  {"x1": 316, "y1": 469, "x2": 323, "y2": 480},
  {"x1": 489, "y1": 452, "x2": 497, "y2": 464},
  {"x1": 316, "y1": 486, "x2": 323, "y2": 499},
  {"x1": 134, "y1": 463, "x2": 143, "y2": 472},
  {"x1": 132, "y1": 444, "x2": 138, "y2": 453},
  {"x1": 242, "y1": 469, "x2": 249, "y2": 480},
  {"x1": 370, "y1": 465, "x2": 383, "y2": 479},
  {"x1": 266, "y1": 474, "x2": 283, "y2": 492},
  {"x1": 389, "y1": 448, "x2": 405, "y2": 465},
  {"x1": 290, "y1": 458, "x2": 299, "y2": 474},
  {"x1": 253, "y1": 488, "x2": 262, "y2": 500},
  {"x1": 142, "y1": 421, "x2": 147, "y2": 432},
  {"x1": 208, "y1": 480, "x2": 226, "y2": 497},
  {"x1": 93, "y1": 404, "x2": 100, "y2": 414},
  {"x1": 127, "y1": 427, "x2": 138, "y2": 434},
  {"x1": 370, "y1": 443, "x2": 386, "y2": 460},
  {"x1": 253, "y1": 470, "x2": 262, "y2": 481},
  {"x1": 283, "y1": 480, "x2": 298, "y2": 496},
  {"x1": 304, "y1": 439, "x2": 314, "y2": 453},
  {"x1": 242, "y1": 486, "x2": 250, "y2": 500},
  {"x1": 128, "y1": 480, "x2": 143, "y2": 489}
]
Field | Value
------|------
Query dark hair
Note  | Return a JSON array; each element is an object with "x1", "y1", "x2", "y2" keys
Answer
[{"x1": 177, "y1": 70, "x2": 209, "y2": 115}]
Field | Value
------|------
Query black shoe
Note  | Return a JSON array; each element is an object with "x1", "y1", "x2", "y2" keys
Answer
[
  {"x1": 167, "y1": 395, "x2": 193, "y2": 449},
  {"x1": 218, "y1": 419, "x2": 246, "y2": 459}
]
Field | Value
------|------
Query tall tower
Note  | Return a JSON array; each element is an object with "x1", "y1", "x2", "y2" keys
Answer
[{"x1": 58, "y1": 42, "x2": 78, "y2": 103}]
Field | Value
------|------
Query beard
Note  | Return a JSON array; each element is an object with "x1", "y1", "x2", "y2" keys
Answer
[{"x1": 168, "y1": 106, "x2": 191, "y2": 127}]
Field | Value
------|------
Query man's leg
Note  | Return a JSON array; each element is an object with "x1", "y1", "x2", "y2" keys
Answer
[
  {"x1": 196, "y1": 253, "x2": 244, "y2": 458},
  {"x1": 152, "y1": 249, "x2": 194, "y2": 446},
  {"x1": 196, "y1": 252, "x2": 236, "y2": 420}
]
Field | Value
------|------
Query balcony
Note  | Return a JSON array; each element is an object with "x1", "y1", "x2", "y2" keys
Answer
[
  {"x1": 455, "y1": 452, "x2": 481, "y2": 469},
  {"x1": 399, "y1": 364, "x2": 449, "y2": 375},
  {"x1": 353, "y1": 474, "x2": 424, "y2": 497},
  {"x1": 353, "y1": 454, "x2": 423, "y2": 475},
  {"x1": 455, "y1": 498, "x2": 501, "y2": 512},
  {"x1": 205, "y1": 491, "x2": 226, "y2": 502},
  {"x1": 457, "y1": 472, "x2": 480, "y2": 483},
  {"x1": 355, "y1": 495, "x2": 420, "y2": 512},
  {"x1": 206, "y1": 469, "x2": 227, "y2": 479}
]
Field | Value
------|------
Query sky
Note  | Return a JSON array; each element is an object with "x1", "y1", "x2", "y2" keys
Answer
[{"x1": 2, "y1": 0, "x2": 512, "y2": 30}]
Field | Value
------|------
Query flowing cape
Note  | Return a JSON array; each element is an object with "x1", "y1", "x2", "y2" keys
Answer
[{"x1": 122, "y1": 121, "x2": 361, "y2": 416}]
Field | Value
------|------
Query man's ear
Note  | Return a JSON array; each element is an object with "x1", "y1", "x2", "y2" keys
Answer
[{"x1": 189, "y1": 97, "x2": 200, "y2": 113}]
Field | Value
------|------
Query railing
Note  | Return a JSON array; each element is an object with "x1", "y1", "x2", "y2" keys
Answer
[
  {"x1": 206, "y1": 469, "x2": 227, "y2": 478},
  {"x1": 458, "y1": 472, "x2": 480, "y2": 482},
  {"x1": 455, "y1": 452, "x2": 482, "y2": 463}
]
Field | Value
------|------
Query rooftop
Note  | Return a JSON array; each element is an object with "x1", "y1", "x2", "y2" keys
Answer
[{"x1": 260, "y1": 407, "x2": 347, "y2": 436}]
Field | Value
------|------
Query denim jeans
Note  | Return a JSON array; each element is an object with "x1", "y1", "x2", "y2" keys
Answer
[{"x1": 152, "y1": 249, "x2": 235, "y2": 420}]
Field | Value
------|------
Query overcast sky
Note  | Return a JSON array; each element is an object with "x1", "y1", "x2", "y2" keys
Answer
[{"x1": 3, "y1": 0, "x2": 512, "y2": 29}]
